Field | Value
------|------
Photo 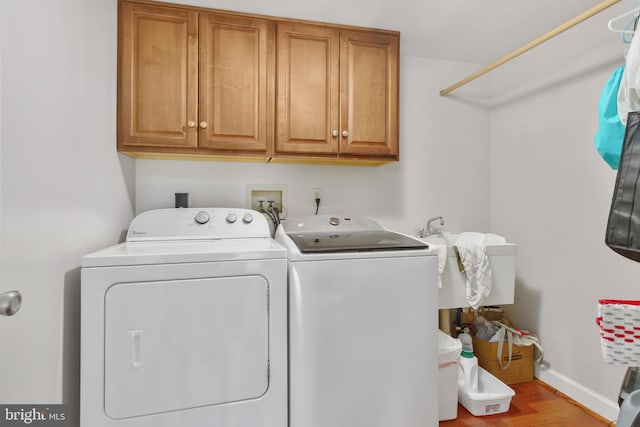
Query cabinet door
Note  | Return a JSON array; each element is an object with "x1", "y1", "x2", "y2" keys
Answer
[
  {"x1": 199, "y1": 14, "x2": 272, "y2": 153},
  {"x1": 276, "y1": 23, "x2": 340, "y2": 155},
  {"x1": 339, "y1": 31, "x2": 399, "y2": 158},
  {"x1": 119, "y1": 2, "x2": 198, "y2": 149}
]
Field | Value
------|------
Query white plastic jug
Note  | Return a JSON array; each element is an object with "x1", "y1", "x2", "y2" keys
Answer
[
  {"x1": 459, "y1": 354, "x2": 479, "y2": 393},
  {"x1": 458, "y1": 329, "x2": 479, "y2": 393}
]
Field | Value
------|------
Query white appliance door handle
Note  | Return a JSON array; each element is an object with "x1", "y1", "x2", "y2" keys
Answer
[{"x1": 0, "y1": 290, "x2": 22, "y2": 316}]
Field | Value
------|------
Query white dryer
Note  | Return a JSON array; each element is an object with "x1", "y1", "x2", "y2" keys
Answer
[
  {"x1": 81, "y1": 208, "x2": 287, "y2": 427},
  {"x1": 275, "y1": 215, "x2": 439, "y2": 427}
]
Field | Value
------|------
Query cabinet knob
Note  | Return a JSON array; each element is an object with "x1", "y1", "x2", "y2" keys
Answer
[
  {"x1": 200, "y1": 121, "x2": 208, "y2": 129},
  {"x1": 342, "y1": 130, "x2": 349, "y2": 137},
  {"x1": 332, "y1": 130, "x2": 339, "y2": 137},
  {"x1": 187, "y1": 121, "x2": 196, "y2": 128}
]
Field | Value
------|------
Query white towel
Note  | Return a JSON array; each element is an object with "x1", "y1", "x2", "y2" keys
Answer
[
  {"x1": 431, "y1": 243, "x2": 448, "y2": 288},
  {"x1": 455, "y1": 232, "x2": 501, "y2": 309},
  {"x1": 619, "y1": 30, "x2": 640, "y2": 126}
]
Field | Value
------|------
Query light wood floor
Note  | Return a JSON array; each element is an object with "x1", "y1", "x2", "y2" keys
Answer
[{"x1": 439, "y1": 380, "x2": 614, "y2": 426}]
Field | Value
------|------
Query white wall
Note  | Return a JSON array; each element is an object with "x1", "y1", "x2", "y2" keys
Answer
[
  {"x1": 136, "y1": 56, "x2": 492, "y2": 235},
  {"x1": 490, "y1": 55, "x2": 635, "y2": 420},
  {"x1": 0, "y1": 1, "x2": 3, "y2": 287},
  {"x1": 0, "y1": 1, "x2": 490, "y2": 422},
  {"x1": 4, "y1": 0, "x2": 630, "y2": 423},
  {"x1": 0, "y1": 0, "x2": 135, "y2": 424}
]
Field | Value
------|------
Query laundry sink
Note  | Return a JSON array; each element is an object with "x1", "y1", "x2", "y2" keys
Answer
[
  {"x1": 419, "y1": 233, "x2": 517, "y2": 309},
  {"x1": 421, "y1": 234, "x2": 456, "y2": 248},
  {"x1": 422, "y1": 233, "x2": 515, "y2": 256}
]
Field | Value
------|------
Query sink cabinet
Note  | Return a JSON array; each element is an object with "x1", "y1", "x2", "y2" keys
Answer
[{"x1": 118, "y1": 0, "x2": 399, "y2": 165}]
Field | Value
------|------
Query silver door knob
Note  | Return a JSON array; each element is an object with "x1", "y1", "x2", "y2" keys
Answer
[
  {"x1": 332, "y1": 130, "x2": 339, "y2": 137},
  {"x1": 187, "y1": 121, "x2": 196, "y2": 128},
  {"x1": 0, "y1": 290, "x2": 21, "y2": 316},
  {"x1": 342, "y1": 130, "x2": 349, "y2": 137},
  {"x1": 200, "y1": 121, "x2": 208, "y2": 129}
]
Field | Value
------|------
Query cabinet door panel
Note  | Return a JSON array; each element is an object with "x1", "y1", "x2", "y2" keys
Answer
[
  {"x1": 277, "y1": 23, "x2": 339, "y2": 155},
  {"x1": 119, "y1": 2, "x2": 198, "y2": 148},
  {"x1": 199, "y1": 14, "x2": 271, "y2": 153},
  {"x1": 340, "y1": 31, "x2": 398, "y2": 157}
]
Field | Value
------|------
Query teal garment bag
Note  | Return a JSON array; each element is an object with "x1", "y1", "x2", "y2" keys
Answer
[{"x1": 595, "y1": 66, "x2": 625, "y2": 169}]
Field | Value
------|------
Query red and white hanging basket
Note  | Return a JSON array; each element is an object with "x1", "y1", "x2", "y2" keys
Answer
[{"x1": 597, "y1": 300, "x2": 640, "y2": 366}]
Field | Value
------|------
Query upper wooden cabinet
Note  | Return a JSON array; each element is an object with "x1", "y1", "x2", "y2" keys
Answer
[
  {"x1": 117, "y1": 0, "x2": 399, "y2": 164},
  {"x1": 118, "y1": 1, "x2": 273, "y2": 159},
  {"x1": 276, "y1": 23, "x2": 399, "y2": 161},
  {"x1": 119, "y1": 2, "x2": 198, "y2": 149},
  {"x1": 276, "y1": 23, "x2": 340, "y2": 156},
  {"x1": 198, "y1": 13, "x2": 272, "y2": 153},
  {"x1": 339, "y1": 30, "x2": 399, "y2": 159}
]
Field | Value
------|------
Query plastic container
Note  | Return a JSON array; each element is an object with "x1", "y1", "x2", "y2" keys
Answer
[
  {"x1": 458, "y1": 367, "x2": 516, "y2": 416},
  {"x1": 457, "y1": 329, "x2": 479, "y2": 393},
  {"x1": 459, "y1": 354, "x2": 479, "y2": 392},
  {"x1": 438, "y1": 330, "x2": 462, "y2": 421}
]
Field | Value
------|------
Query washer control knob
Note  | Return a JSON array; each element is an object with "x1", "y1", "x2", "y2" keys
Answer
[
  {"x1": 242, "y1": 213, "x2": 254, "y2": 224},
  {"x1": 194, "y1": 210, "x2": 210, "y2": 225},
  {"x1": 329, "y1": 217, "x2": 340, "y2": 226},
  {"x1": 226, "y1": 213, "x2": 237, "y2": 224}
]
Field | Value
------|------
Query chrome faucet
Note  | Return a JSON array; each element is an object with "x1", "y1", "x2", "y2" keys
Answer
[{"x1": 426, "y1": 216, "x2": 445, "y2": 236}]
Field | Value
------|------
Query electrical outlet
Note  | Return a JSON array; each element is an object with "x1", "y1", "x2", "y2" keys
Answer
[{"x1": 311, "y1": 188, "x2": 323, "y2": 206}]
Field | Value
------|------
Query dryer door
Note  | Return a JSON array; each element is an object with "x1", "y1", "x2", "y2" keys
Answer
[{"x1": 103, "y1": 276, "x2": 269, "y2": 419}]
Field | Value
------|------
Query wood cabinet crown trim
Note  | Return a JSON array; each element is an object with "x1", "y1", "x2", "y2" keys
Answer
[{"x1": 120, "y1": 0, "x2": 400, "y2": 37}]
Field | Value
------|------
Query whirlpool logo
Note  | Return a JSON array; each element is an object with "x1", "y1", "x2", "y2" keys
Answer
[{"x1": 0, "y1": 405, "x2": 68, "y2": 426}]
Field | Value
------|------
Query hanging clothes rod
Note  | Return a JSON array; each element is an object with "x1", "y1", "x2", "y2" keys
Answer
[{"x1": 440, "y1": 0, "x2": 622, "y2": 96}]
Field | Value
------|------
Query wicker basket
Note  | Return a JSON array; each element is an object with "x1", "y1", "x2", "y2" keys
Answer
[{"x1": 597, "y1": 300, "x2": 640, "y2": 366}]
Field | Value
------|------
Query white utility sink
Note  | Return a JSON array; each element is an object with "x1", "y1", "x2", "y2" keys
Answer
[{"x1": 420, "y1": 233, "x2": 517, "y2": 309}]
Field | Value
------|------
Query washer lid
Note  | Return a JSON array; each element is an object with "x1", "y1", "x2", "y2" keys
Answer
[
  {"x1": 287, "y1": 230, "x2": 427, "y2": 253},
  {"x1": 281, "y1": 215, "x2": 427, "y2": 253}
]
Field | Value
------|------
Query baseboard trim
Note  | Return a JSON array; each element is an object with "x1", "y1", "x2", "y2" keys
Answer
[{"x1": 536, "y1": 367, "x2": 619, "y2": 423}]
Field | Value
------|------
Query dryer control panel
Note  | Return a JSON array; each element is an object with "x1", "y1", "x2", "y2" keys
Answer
[{"x1": 126, "y1": 208, "x2": 270, "y2": 241}]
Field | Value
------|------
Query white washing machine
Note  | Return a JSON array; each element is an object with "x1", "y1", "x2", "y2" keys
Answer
[
  {"x1": 275, "y1": 215, "x2": 439, "y2": 427},
  {"x1": 81, "y1": 208, "x2": 287, "y2": 427}
]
